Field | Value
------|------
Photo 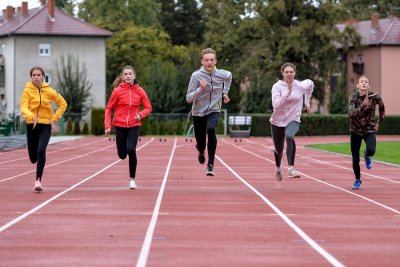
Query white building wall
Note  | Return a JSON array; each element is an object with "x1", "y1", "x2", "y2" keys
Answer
[
  {"x1": 0, "y1": 37, "x2": 16, "y2": 118},
  {"x1": 8, "y1": 35, "x2": 107, "y2": 117}
]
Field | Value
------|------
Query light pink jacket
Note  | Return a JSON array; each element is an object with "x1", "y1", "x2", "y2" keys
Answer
[{"x1": 270, "y1": 79, "x2": 314, "y2": 127}]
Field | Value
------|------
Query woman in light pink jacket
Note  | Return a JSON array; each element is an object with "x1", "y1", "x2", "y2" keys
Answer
[{"x1": 270, "y1": 62, "x2": 314, "y2": 181}]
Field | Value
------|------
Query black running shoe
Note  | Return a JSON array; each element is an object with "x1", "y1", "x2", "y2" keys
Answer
[
  {"x1": 206, "y1": 164, "x2": 215, "y2": 176},
  {"x1": 196, "y1": 145, "x2": 205, "y2": 164}
]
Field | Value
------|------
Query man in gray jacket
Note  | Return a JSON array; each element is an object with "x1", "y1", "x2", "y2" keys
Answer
[{"x1": 186, "y1": 48, "x2": 232, "y2": 176}]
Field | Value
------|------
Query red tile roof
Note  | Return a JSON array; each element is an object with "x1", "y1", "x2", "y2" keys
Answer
[
  {"x1": 338, "y1": 16, "x2": 400, "y2": 46},
  {"x1": 0, "y1": 4, "x2": 112, "y2": 37}
]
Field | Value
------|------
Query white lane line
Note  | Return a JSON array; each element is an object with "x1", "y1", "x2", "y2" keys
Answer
[
  {"x1": 0, "y1": 138, "x2": 154, "y2": 233},
  {"x1": 136, "y1": 138, "x2": 177, "y2": 267},
  {"x1": 0, "y1": 138, "x2": 104, "y2": 165},
  {"x1": 0, "y1": 160, "x2": 120, "y2": 233},
  {"x1": 298, "y1": 154, "x2": 400, "y2": 184},
  {"x1": 245, "y1": 138, "x2": 400, "y2": 183},
  {"x1": 217, "y1": 155, "x2": 345, "y2": 267},
  {"x1": 300, "y1": 171, "x2": 400, "y2": 215},
  {"x1": 222, "y1": 139, "x2": 400, "y2": 215},
  {"x1": 0, "y1": 144, "x2": 114, "y2": 183}
]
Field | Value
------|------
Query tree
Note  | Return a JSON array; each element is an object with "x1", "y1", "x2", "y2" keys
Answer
[
  {"x1": 78, "y1": 0, "x2": 161, "y2": 31},
  {"x1": 202, "y1": 0, "x2": 259, "y2": 112},
  {"x1": 54, "y1": 54, "x2": 93, "y2": 120},
  {"x1": 160, "y1": 0, "x2": 204, "y2": 45},
  {"x1": 146, "y1": 59, "x2": 186, "y2": 113},
  {"x1": 340, "y1": 0, "x2": 400, "y2": 20},
  {"x1": 55, "y1": 0, "x2": 75, "y2": 15},
  {"x1": 105, "y1": 24, "x2": 192, "y2": 112},
  {"x1": 248, "y1": 0, "x2": 360, "y2": 114}
]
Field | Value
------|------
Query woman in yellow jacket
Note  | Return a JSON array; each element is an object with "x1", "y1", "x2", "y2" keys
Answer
[{"x1": 20, "y1": 66, "x2": 67, "y2": 192}]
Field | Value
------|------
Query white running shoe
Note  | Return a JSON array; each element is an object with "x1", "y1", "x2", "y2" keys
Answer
[
  {"x1": 129, "y1": 179, "x2": 137, "y2": 189},
  {"x1": 288, "y1": 168, "x2": 300, "y2": 178},
  {"x1": 34, "y1": 180, "x2": 42, "y2": 192}
]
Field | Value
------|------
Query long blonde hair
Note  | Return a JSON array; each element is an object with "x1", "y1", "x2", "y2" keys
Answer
[{"x1": 113, "y1": 66, "x2": 136, "y2": 87}]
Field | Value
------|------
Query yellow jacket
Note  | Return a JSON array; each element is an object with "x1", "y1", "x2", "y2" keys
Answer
[{"x1": 20, "y1": 81, "x2": 67, "y2": 124}]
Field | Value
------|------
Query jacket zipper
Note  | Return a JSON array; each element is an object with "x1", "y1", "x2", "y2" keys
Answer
[
  {"x1": 37, "y1": 87, "x2": 42, "y2": 121},
  {"x1": 127, "y1": 84, "x2": 132, "y2": 127},
  {"x1": 205, "y1": 73, "x2": 214, "y2": 115}
]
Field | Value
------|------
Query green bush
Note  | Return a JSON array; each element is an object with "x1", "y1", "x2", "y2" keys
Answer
[
  {"x1": 245, "y1": 114, "x2": 399, "y2": 136},
  {"x1": 140, "y1": 117, "x2": 149, "y2": 136},
  {"x1": 73, "y1": 120, "x2": 81, "y2": 135},
  {"x1": 379, "y1": 116, "x2": 400, "y2": 134},
  {"x1": 91, "y1": 107, "x2": 105, "y2": 135},
  {"x1": 65, "y1": 117, "x2": 74, "y2": 135},
  {"x1": 82, "y1": 121, "x2": 89, "y2": 135}
]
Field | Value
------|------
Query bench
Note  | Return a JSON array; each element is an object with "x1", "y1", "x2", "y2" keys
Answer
[{"x1": 229, "y1": 115, "x2": 252, "y2": 138}]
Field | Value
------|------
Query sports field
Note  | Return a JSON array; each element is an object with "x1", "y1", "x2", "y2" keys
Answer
[{"x1": 1, "y1": 135, "x2": 399, "y2": 267}]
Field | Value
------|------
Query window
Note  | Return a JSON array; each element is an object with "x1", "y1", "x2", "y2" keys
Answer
[
  {"x1": 45, "y1": 74, "x2": 51, "y2": 84},
  {"x1": 38, "y1": 43, "x2": 51, "y2": 56},
  {"x1": 0, "y1": 55, "x2": 4, "y2": 87}
]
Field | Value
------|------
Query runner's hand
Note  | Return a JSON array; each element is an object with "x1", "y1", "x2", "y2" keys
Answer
[
  {"x1": 33, "y1": 117, "x2": 38, "y2": 129},
  {"x1": 305, "y1": 103, "x2": 312, "y2": 113},
  {"x1": 200, "y1": 80, "x2": 207, "y2": 90},
  {"x1": 50, "y1": 121, "x2": 59, "y2": 133},
  {"x1": 223, "y1": 94, "x2": 230, "y2": 104},
  {"x1": 135, "y1": 113, "x2": 141, "y2": 121}
]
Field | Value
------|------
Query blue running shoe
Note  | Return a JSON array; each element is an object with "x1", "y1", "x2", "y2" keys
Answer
[
  {"x1": 352, "y1": 179, "x2": 362, "y2": 190},
  {"x1": 364, "y1": 152, "x2": 372, "y2": 169}
]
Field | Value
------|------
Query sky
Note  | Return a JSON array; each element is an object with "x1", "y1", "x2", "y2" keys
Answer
[{"x1": 0, "y1": 0, "x2": 42, "y2": 11}]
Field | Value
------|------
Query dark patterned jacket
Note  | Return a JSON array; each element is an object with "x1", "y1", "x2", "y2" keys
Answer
[{"x1": 348, "y1": 90, "x2": 385, "y2": 136}]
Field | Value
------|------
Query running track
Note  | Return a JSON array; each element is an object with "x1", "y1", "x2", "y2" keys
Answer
[{"x1": 0, "y1": 135, "x2": 399, "y2": 267}]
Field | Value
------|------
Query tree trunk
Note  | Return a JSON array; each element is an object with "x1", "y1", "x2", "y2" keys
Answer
[{"x1": 323, "y1": 77, "x2": 330, "y2": 114}]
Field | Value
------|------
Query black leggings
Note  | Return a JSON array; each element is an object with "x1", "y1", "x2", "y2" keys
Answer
[
  {"x1": 350, "y1": 131, "x2": 376, "y2": 180},
  {"x1": 192, "y1": 112, "x2": 220, "y2": 165},
  {"x1": 26, "y1": 123, "x2": 52, "y2": 180},
  {"x1": 271, "y1": 121, "x2": 300, "y2": 167},
  {"x1": 115, "y1": 126, "x2": 140, "y2": 179}
]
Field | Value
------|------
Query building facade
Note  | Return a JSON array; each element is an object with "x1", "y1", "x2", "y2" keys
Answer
[
  {"x1": 0, "y1": 0, "x2": 112, "y2": 120},
  {"x1": 340, "y1": 13, "x2": 400, "y2": 115}
]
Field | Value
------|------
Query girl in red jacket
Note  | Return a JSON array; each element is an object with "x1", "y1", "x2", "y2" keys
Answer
[{"x1": 104, "y1": 66, "x2": 152, "y2": 189}]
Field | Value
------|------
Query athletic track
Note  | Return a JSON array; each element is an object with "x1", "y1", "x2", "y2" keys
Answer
[{"x1": 1, "y1": 135, "x2": 399, "y2": 267}]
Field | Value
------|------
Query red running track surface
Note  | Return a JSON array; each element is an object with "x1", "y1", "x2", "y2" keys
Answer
[{"x1": 0, "y1": 135, "x2": 399, "y2": 267}]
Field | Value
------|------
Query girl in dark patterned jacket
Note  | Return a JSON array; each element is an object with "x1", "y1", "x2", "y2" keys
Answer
[{"x1": 348, "y1": 75, "x2": 385, "y2": 190}]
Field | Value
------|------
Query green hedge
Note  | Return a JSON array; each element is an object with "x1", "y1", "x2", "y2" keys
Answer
[
  {"x1": 90, "y1": 110, "x2": 400, "y2": 136},
  {"x1": 248, "y1": 114, "x2": 400, "y2": 136},
  {"x1": 91, "y1": 107, "x2": 105, "y2": 135}
]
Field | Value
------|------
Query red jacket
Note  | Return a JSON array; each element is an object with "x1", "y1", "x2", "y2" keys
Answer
[{"x1": 105, "y1": 82, "x2": 152, "y2": 129}]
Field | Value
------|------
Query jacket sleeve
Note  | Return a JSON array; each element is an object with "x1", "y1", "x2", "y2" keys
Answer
[
  {"x1": 271, "y1": 83, "x2": 290, "y2": 110},
  {"x1": 300, "y1": 79, "x2": 314, "y2": 105},
  {"x1": 138, "y1": 88, "x2": 152, "y2": 119},
  {"x1": 20, "y1": 89, "x2": 35, "y2": 122},
  {"x1": 377, "y1": 96, "x2": 385, "y2": 124},
  {"x1": 104, "y1": 89, "x2": 118, "y2": 129},
  {"x1": 223, "y1": 70, "x2": 233, "y2": 95},
  {"x1": 186, "y1": 73, "x2": 201, "y2": 103},
  {"x1": 51, "y1": 90, "x2": 67, "y2": 122},
  {"x1": 348, "y1": 94, "x2": 366, "y2": 119}
]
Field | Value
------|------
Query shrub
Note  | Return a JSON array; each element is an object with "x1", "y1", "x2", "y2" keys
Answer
[
  {"x1": 82, "y1": 121, "x2": 89, "y2": 135},
  {"x1": 73, "y1": 120, "x2": 81, "y2": 135},
  {"x1": 91, "y1": 107, "x2": 105, "y2": 135},
  {"x1": 65, "y1": 117, "x2": 74, "y2": 135}
]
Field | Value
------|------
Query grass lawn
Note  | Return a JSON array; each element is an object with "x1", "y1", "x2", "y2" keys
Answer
[{"x1": 306, "y1": 141, "x2": 400, "y2": 166}]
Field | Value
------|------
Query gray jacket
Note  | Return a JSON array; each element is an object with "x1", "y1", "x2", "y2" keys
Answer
[{"x1": 186, "y1": 67, "x2": 232, "y2": 116}]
